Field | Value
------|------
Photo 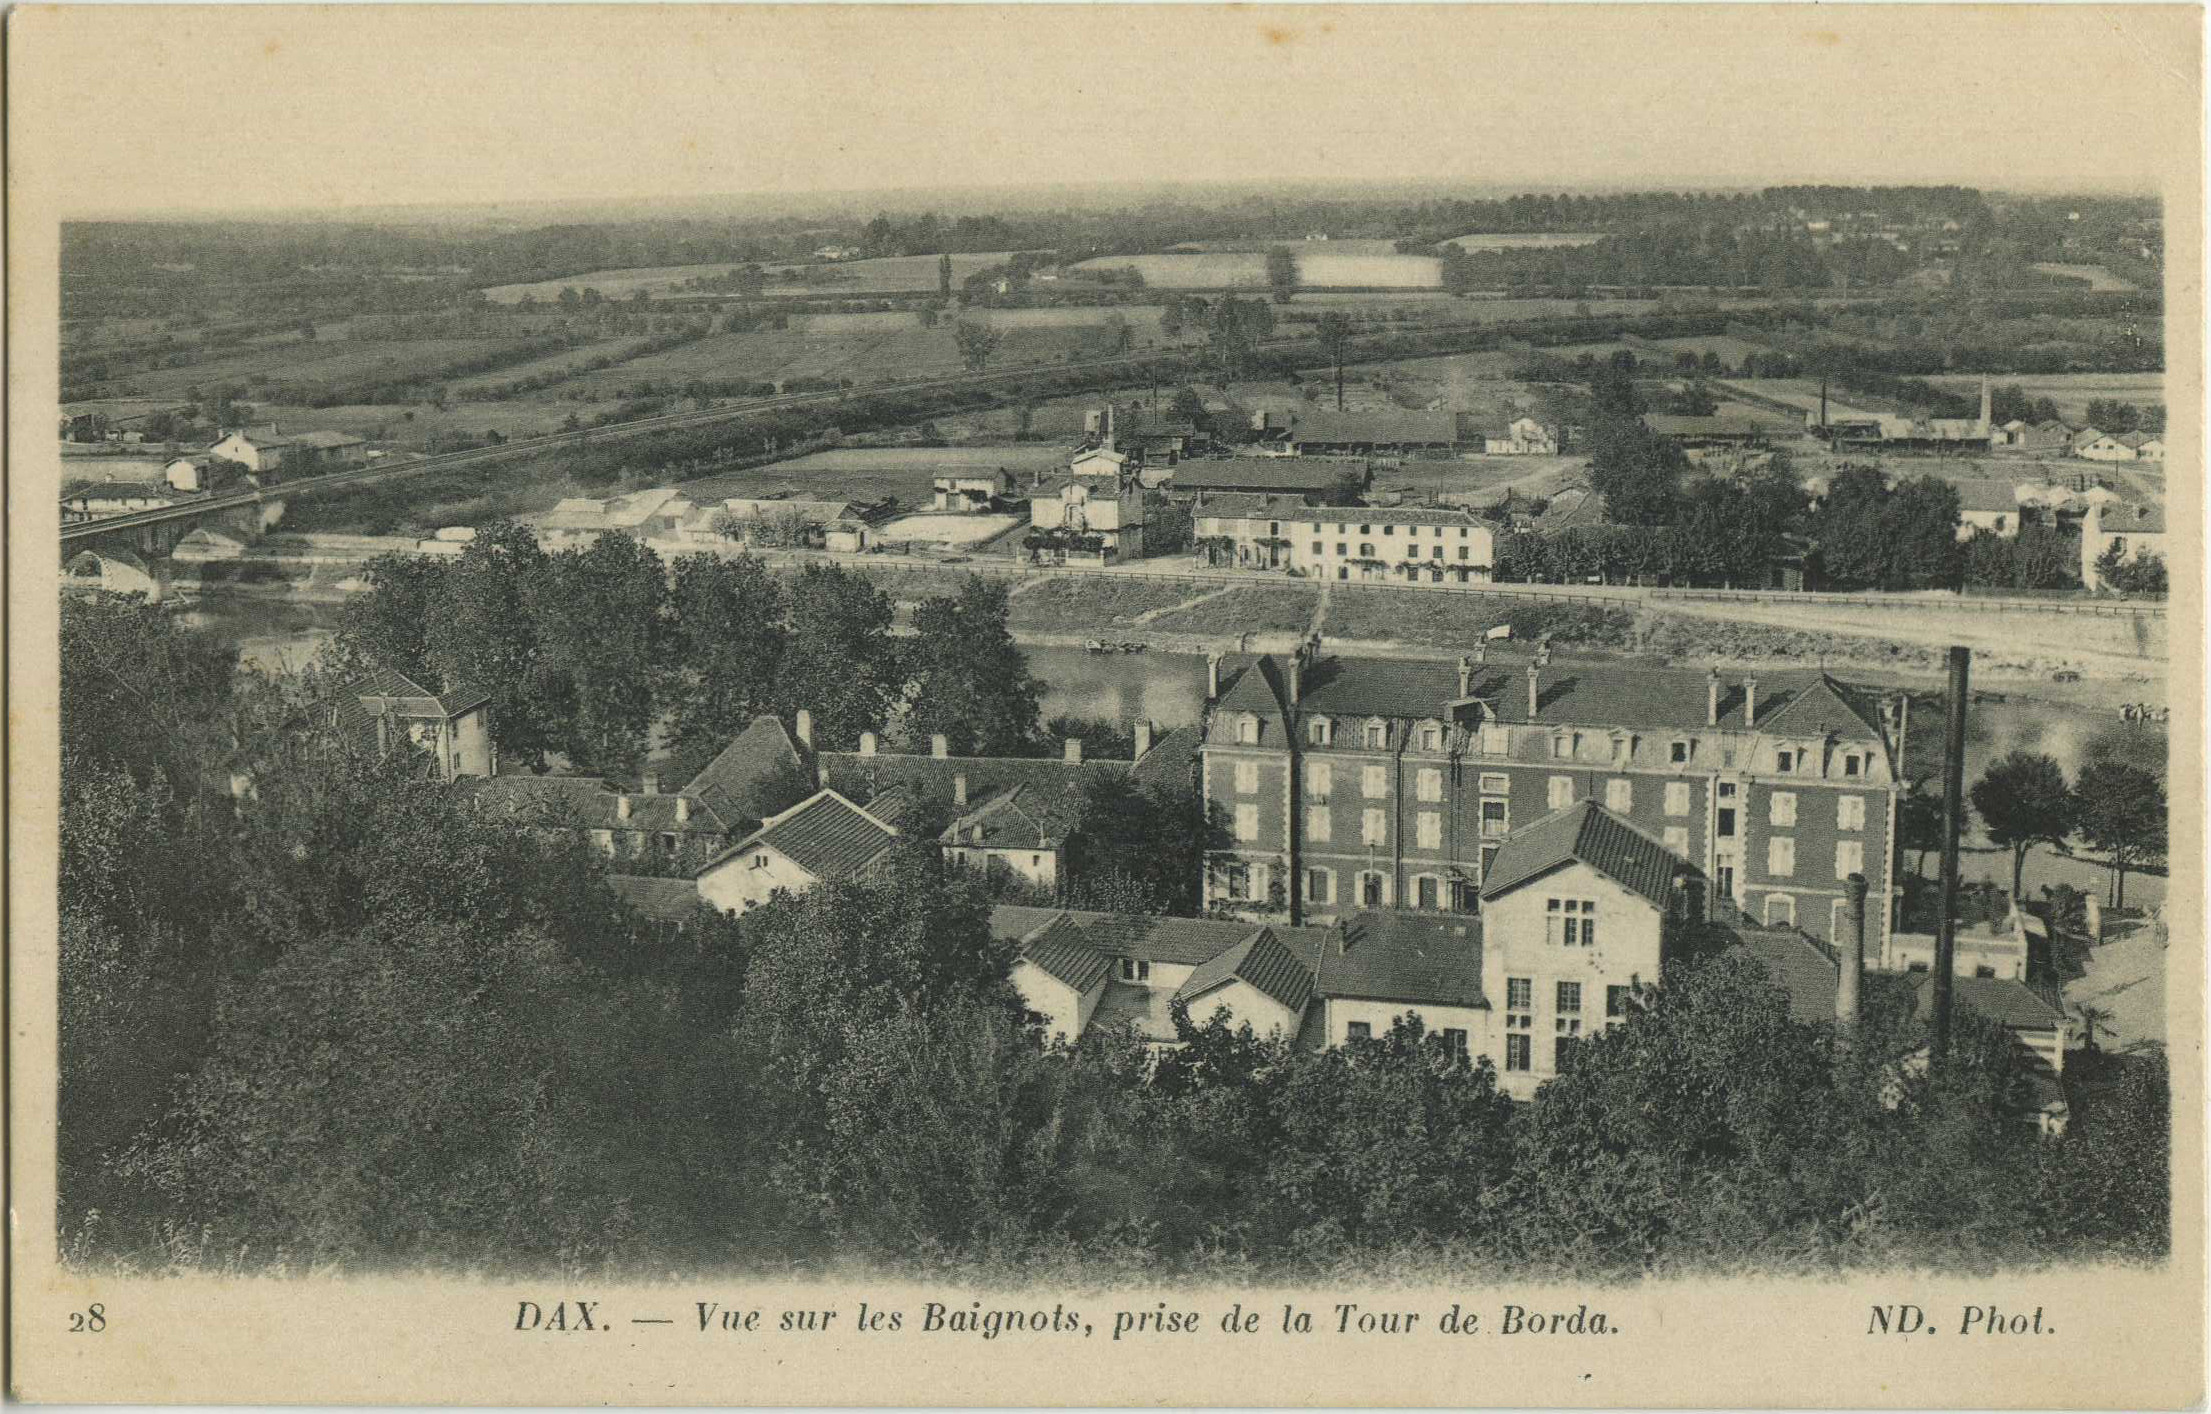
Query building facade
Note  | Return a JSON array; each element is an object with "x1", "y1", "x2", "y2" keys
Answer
[
  {"x1": 1193, "y1": 501, "x2": 1496, "y2": 582},
  {"x1": 1195, "y1": 639, "x2": 1904, "y2": 960}
]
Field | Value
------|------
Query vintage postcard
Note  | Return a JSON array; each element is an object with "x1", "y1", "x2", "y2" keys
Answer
[{"x1": 7, "y1": 3, "x2": 2204, "y2": 1406}]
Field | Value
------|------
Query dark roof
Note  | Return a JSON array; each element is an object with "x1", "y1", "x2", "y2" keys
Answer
[
  {"x1": 717, "y1": 789, "x2": 898, "y2": 882},
  {"x1": 819, "y1": 751, "x2": 1129, "y2": 848},
  {"x1": 1172, "y1": 458, "x2": 1363, "y2": 494},
  {"x1": 2100, "y1": 502, "x2": 2165, "y2": 535},
  {"x1": 458, "y1": 774, "x2": 729, "y2": 835},
  {"x1": 1641, "y1": 413, "x2": 1782, "y2": 439},
  {"x1": 607, "y1": 875, "x2": 707, "y2": 923},
  {"x1": 990, "y1": 903, "x2": 1071, "y2": 940},
  {"x1": 1532, "y1": 486, "x2": 1611, "y2": 530},
  {"x1": 681, "y1": 716, "x2": 803, "y2": 822},
  {"x1": 1191, "y1": 491, "x2": 1311, "y2": 519},
  {"x1": 349, "y1": 667, "x2": 492, "y2": 719},
  {"x1": 1913, "y1": 973, "x2": 2068, "y2": 1029},
  {"x1": 1213, "y1": 656, "x2": 1292, "y2": 736},
  {"x1": 988, "y1": 907, "x2": 1333, "y2": 970},
  {"x1": 1282, "y1": 653, "x2": 1888, "y2": 742},
  {"x1": 1175, "y1": 928, "x2": 1316, "y2": 1014},
  {"x1": 1289, "y1": 410, "x2": 1458, "y2": 446},
  {"x1": 1480, "y1": 800, "x2": 1693, "y2": 909},
  {"x1": 1019, "y1": 917, "x2": 1114, "y2": 994},
  {"x1": 1313, "y1": 911, "x2": 1486, "y2": 1008},
  {"x1": 1731, "y1": 925, "x2": 1847, "y2": 1024},
  {"x1": 1131, "y1": 724, "x2": 1203, "y2": 793}
]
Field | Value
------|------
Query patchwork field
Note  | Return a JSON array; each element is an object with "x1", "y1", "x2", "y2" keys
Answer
[
  {"x1": 480, "y1": 253, "x2": 1017, "y2": 304},
  {"x1": 96, "y1": 337, "x2": 539, "y2": 398},
  {"x1": 1925, "y1": 372, "x2": 2166, "y2": 420}
]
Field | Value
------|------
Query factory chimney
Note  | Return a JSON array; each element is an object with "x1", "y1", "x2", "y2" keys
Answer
[{"x1": 1837, "y1": 872, "x2": 1868, "y2": 1030}]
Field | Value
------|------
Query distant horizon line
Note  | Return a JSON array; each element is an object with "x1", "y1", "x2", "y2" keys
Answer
[{"x1": 62, "y1": 175, "x2": 2161, "y2": 228}]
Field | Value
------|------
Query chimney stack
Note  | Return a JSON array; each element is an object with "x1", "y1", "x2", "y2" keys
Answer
[
  {"x1": 860, "y1": 731, "x2": 879, "y2": 757},
  {"x1": 1206, "y1": 652, "x2": 1222, "y2": 701},
  {"x1": 953, "y1": 773, "x2": 968, "y2": 807},
  {"x1": 1288, "y1": 653, "x2": 1302, "y2": 704},
  {"x1": 616, "y1": 794, "x2": 633, "y2": 821},
  {"x1": 1457, "y1": 654, "x2": 1474, "y2": 699},
  {"x1": 795, "y1": 708, "x2": 813, "y2": 749},
  {"x1": 1526, "y1": 660, "x2": 1541, "y2": 719},
  {"x1": 642, "y1": 773, "x2": 660, "y2": 796},
  {"x1": 676, "y1": 796, "x2": 692, "y2": 824},
  {"x1": 1134, "y1": 720, "x2": 1153, "y2": 759},
  {"x1": 1064, "y1": 737, "x2": 1083, "y2": 765},
  {"x1": 1743, "y1": 676, "x2": 1759, "y2": 727},
  {"x1": 931, "y1": 733, "x2": 950, "y2": 759},
  {"x1": 1838, "y1": 872, "x2": 1868, "y2": 1029},
  {"x1": 1707, "y1": 666, "x2": 1721, "y2": 727},
  {"x1": 1472, "y1": 643, "x2": 1487, "y2": 668}
]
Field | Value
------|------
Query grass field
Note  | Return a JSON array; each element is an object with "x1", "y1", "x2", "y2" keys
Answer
[
  {"x1": 1639, "y1": 334, "x2": 1775, "y2": 367},
  {"x1": 1325, "y1": 589, "x2": 1635, "y2": 650},
  {"x1": 1006, "y1": 577, "x2": 1218, "y2": 631},
  {"x1": 1441, "y1": 232, "x2": 1606, "y2": 252},
  {"x1": 1925, "y1": 372, "x2": 2166, "y2": 420},
  {"x1": 479, "y1": 253, "x2": 1017, "y2": 304},
  {"x1": 2029, "y1": 263, "x2": 2137, "y2": 292},
  {"x1": 103, "y1": 337, "x2": 536, "y2": 398},
  {"x1": 1144, "y1": 584, "x2": 1321, "y2": 636},
  {"x1": 561, "y1": 313, "x2": 1140, "y2": 390},
  {"x1": 444, "y1": 336, "x2": 663, "y2": 393}
]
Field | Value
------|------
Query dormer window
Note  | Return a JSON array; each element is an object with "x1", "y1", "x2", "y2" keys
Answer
[
  {"x1": 1309, "y1": 716, "x2": 1333, "y2": 746},
  {"x1": 1842, "y1": 752, "x2": 1863, "y2": 778},
  {"x1": 1420, "y1": 722, "x2": 1444, "y2": 752},
  {"x1": 1670, "y1": 739, "x2": 1691, "y2": 764},
  {"x1": 1238, "y1": 714, "x2": 1260, "y2": 745},
  {"x1": 1551, "y1": 732, "x2": 1572, "y2": 760},
  {"x1": 1775, "y1": 748, "x2": 1796, "y2": 773},
  {"x1": 1364, "y1": 719, "x2": 1387, "y2": 749}
]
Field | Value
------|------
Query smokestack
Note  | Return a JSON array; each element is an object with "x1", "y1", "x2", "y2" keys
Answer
[
  {"x1": 795, "y1": 709, "x2": 813, "y2": 749},
  {"x1": 860, "y1": 731, "x2": 879, "y2": 757},
  {"x1": 1979, "y1": 375, "x2": 1992, "y2": 432},
  {"x1": 1206, "y1": 653, "x2": 1222, "y2": 701},
  {"x1": 1743, "y1": 676, "x2": 1759, "y2": 727},
  {"x1": 1526, "y1": 660, "x2": 1541, "y2": 719},
  {"x1": 1457, "y1": 655, "x2": 1474, "y2": 699},
  {"x1": 1064, "y1": 737, "x2": 1083, "y2": 765},
  {"x1": 1837, "y1": 873, "x2": 1868, "y2": 1029},
  {"x1": 953, "y1": 773, "x2": 968, "y2": 807},
  {"x1": 931, "y1": 733, "x2": 950, "y2": 759},
  {"x1": 1134, "y1": 720, "x2": 1153, "y2": 759},
  {"x1": 1707, "y1": 666, "x2": 1721, "y2": 727},
  {"x1": 1932, "y1": 647, "x2": 1970, "y2": 1067}
]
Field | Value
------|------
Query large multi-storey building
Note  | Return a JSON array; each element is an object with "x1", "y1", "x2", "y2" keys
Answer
[
  {"x1": 1191, "y1": 499, "x2": 1497, "y2": 582},
  {"x1": 1196, "y1": 637, "x2": 1905, "y2": 957}
]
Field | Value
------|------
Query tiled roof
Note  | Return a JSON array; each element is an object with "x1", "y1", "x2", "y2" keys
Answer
[
  {"x1": 1019, "y1": 917, "x2": 1114, "y2": 994},
  {"x1": 1313, "y1": 911, "x2": 1486, "y2": 1008},
  {"x1": 1914, "y1": 973, "x2": 2068, "y2": 1029},
  {"x1": 1532, "y1": 486, "x2": 1611, "y2": 531},
  {"x1": 458, "y1": 774, "x2": 729, "y2": 835},
  {"x1": 681, "y1": 716, "x2": 803, "y2": 822},
  {"x1": 1731, "y1": 925, "x2": 1846, "y2": 1025},
  {"x1": 1951, "y1": 479, "x2": 2026, "y2": 514},
  {"x1": 1753, "y1": 674, "x2": 1888, "y2": 743},
  {"x1": 608, "y1": 874, "x2": 706, "y2": 923},
  {"x1": 1283, "y1": 505, "x2": 1484, "y2": 528},
  {"x1": 1131, "y1": 725, "x2": 1203, "y2": 792},
  {"x1": 1480, "y1": 800, "x2": 1693, "y2": 909},
  {"x1": 819, "y1": 751, "x2": 1128, "y2": 847},
  {"x1": 1172, "y1": 458, "x2": 1364, "y2": 493},
  {"x1": 1214, "y1": 655, "x2": 1292, "y2": 729},
  {"x1": 714, "y1": 789, "x2": 898, "y2": 883},
  {"x1": 1290, "y1": 410, "x2": 1458, "y2": 445},
  {"x1": 1175, "y1": 928, "x2": 1316, "y2": 1014},
  {"x1": 990, "y1": 903, "x2": 1077, "y2": 941},
  {"x1": 1192, "y1": 491, "x2": 1310, "y2": 519},
  {"x1": 720, "y1": 497, "x2": 861, "y2": 522},
  {"x1": 2100, "y1": 502, "x2": 2165, "y2": 535},
  {"x1": 1284, "y1": 653, "x2": 1887, "y2": 742}
]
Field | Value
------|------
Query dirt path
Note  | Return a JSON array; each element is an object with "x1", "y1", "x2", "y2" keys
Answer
[{"x1": 1131, "y1": 582, "x2": 1243, "y2": 625}]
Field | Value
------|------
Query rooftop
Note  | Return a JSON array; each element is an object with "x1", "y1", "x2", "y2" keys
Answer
[
  {"x1": 1173, "y1": 457, "x2": 1367, "y2": 493},
  {"x1": 1480, "y1": 799, "x2": 1693, "y2": 910},
  {"x1": 681, "y1": 716, "x2": 804, "y2": 824},
  {"x1": 711, "y1": 788, "x2": 899, "y2": 883},
  {"x1": 1176, "y1": 928, "x2": 1317, "y2": 1014},
  {"x1": 608, "y1": 874, "x2": 707, "y2": 923},
  {"x1": 1289, "y1": 410, "x2": 1459, "y2": 445},
  {"x1": 1312, "y1": 911, "x2": 1486, "y2": 1008},
  {"x1": 458, "y1": 774, "x2": 728, "y2": 835}
]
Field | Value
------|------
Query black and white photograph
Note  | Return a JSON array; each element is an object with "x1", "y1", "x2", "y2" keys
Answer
[{"x1": 8, "y1": 4, "x2": 2202, "y2": 1406}]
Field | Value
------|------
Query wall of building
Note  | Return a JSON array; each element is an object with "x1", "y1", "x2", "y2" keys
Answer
[
  {"x1": 1180, "y1": 980, "x2": 1304, "y2": 1040},
  {"x1": 1321, "y1": 997, "x2": 1491, "y2": 1056},
  {"x1": 452, "y1": 707, "x2": 497, "y2": 779},
  {"x1": 1481, "y1": 861, "x2": 1664, "y2": 1099},
  {"x1": 1010, "y1": 963, "x2": 1103, "y2": 1045},
  {"x1": 696, "y1": 846, "x2": 817, "y2": 913}
]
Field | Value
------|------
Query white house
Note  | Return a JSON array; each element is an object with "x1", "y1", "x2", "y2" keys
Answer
[
  {"x1": 933, "y1": 468, "x2": 1015, "y2": 511},
  {"x1": 1009, "y1": 918, "x2": 1113, "y2": 1045},
  {"x1": 2081, "y1": 501, "x2": 2166, "y2": 589},
  {"x1": 1029, "y1": 457, "x2": 1146, "y2": 564},
  {"x1": 693, "y1": 788, "x2": 900, "y2": 914},
  {"x1": 209, "y1": 425, "x2": 297, "y2": 475},
  {"x1": 331, "y1": 669, "x2": 497, "y2": 781},
  {"x1": 1483, "y1": 416, "x2": 1560, "y2": 456},
  {"x1": 2073, "y1": 429, "x2": 2133, "y2": 461},
  {"x1": 2117, "y1": 432, "x2": 2164, "y2": 462}
]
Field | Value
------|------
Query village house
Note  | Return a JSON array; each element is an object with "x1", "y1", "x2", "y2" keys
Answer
[
  {"x1": 1193, "y1": 499, "x2": 1496, "y2": 582},
  {"x1": 2116, "y1": 431, "x2": 2164, "y2": 462},
  {"x1": 460, "y1": 772, "x2": 735, "y2": 863},
  {"x1": 1952, "y1": 479, "x2": 2026, "y2": 540},
  {"x1": 330, "y1": 669, "x2": 497, "y2": 781},
  {"x1": 813, "y1": 721, "x2": 1200, "y2": 896},
  {"x1": 1287, "y1": 409, "x2": 1459, "y2": 458},
  {"x1": 693, "y1": 788, "x2": 903, "y2": 913},
  {"x1": 2012, "y1": 420, "x2": 2077, "y2": 454},
  {"x1": 2080, "y1": 500, "x2": 2166, "y2": 589},
  {"x1": 1482, "y1": 416, "x2": 1561, "y2": 456},
  {"x1": 539, "y1": 487, "x2": 691, "y2": 549},
  {"x1": 701, "y1": 495, "x2": 868, "y2": 549},
  {"x1": 1197, "y1": 636, "x2": 1905, "y2": 959},
  {"x1": 1167, "y1": 457, "x2": 1367, "y2": 500},
  {"x1": 290, "y1": 429, "x2": 370, "y2": 469},
  {"x1": 934, "y1": 467, "x2": 1015, "y2": 511},
  {"x1": 1029, "y1": 448, "x2": 1146, "y2": 564},
  {"x1": 164, "y1": 453, "x2": 247, "y2": 494},
  {"x1": 208, "y1": 424, "x2": 301, "y2": 477},
  {"x1": 58, "y1": 479, "x2": 199, "y2": 522},
  {"x1": 2073, "y1": 430, "x2": 2134, "y2": 461}
]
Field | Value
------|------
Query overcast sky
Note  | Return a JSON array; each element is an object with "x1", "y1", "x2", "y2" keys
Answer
[{"x1": 14, "y1": 5, "x2": 2198, "y2": 218}]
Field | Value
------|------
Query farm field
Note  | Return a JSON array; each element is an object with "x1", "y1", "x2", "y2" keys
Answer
[
  {"x1": 1070, "y1": 252, "x2": 1443, "y2": 289},
  {"x1": 444, "y1": 336, "x2": 665, "y2": 393},
  {"x1": 1442, "y1": 232, "x2": 1606, "y2": 252},
  {"x1": 1925, "y1": 372, "x2": 2166, "y2": 421},
  {"x1": 1006, "y1": 576, "x2": 1223, "y2": 631},
  {"x1": 479, "y1": 253, "x2": 1017, "y2": 304},
  {"x1": 97, "y1": 336, "x2": 538, "y2": 398},
  {"x1": 1170, "y1": 238, "x2": 1405, "y2": 256},
  {"x1": 1371, "y1": 454, "x2": 1586, "y2": 505},
  {"x1": 1637, "y1": 333, "x2": 1775, "y2": 367}
]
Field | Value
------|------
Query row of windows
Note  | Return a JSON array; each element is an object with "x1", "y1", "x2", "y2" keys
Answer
[
  {"x1": 1324, "y1": 542, "x2": 1479, "y2": 562},
  {"x1": 1765, "y1": 837, "x2": 1866, "y2": 880},
  {"x1": 1304, "y1": 867, "x2": 1480, "y2": 912},
  {"x1": 1344, "y1": 1021, "x2": 1472, "y2": 1060}
]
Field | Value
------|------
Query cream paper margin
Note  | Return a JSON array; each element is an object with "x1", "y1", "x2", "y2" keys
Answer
[{"x1": 6, "y1": 5, "x2": 2204, "y2": 1405}]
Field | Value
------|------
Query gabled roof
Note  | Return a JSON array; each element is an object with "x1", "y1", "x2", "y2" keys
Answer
[
  {"x1": 708, "y1": 788, "x2": 898, "y2": 882},
  {"x1": 1173, "y1": 457, "x2": 1365, "y2": 493},
  {"x1": 1131, "y1": 724, "x2": 1203, "y2": 792},
  {"x1": 1212, "y1": 656, "x2": 1293, "y2": 739},
  {"x1": 457, "y1": 774, "x2": 728, "y2": 835},
  {"x1": 1752, "y1": 673, "x2": 1888, "y2": 743},
  {"x1": 681, "y1": 716, "x2": 803, "y2": 822},
  {"x1": 1174, "y1": 928, "x2": 1316, "y2": 1014},
  {"x1": 608, "y1": 874, "x2": 708, "y2": 923},
  {"x1": 1480, "y1": 799, "x2": 1693, "y2": 909},
  {"x1": 1289, "y1": 410, "x2": 1458, "y2": 445},
  {"x1": 1018, "y1": 916, "x2": 1114, "y2": 994},
  {"x1": 349, "y1": 667, "x2": 491, "y2": 719},
  {"x1": 1951, "y1": 478, "x2": 2026, "y2": 514},
  {"x1": 1313, "y1": 911, "x2": 1486, "y2": 1008},
  {"x1": 1730, "y1": 925, "x2": 1848, "y2": 1024},
  {"x1": 1914, "y1": 972, "x2": 2068, "y2": 1028},
  {"x1": 1191, "y1": 491, "x2": 1310, "y2": 519},
  {"x1": 819, "y1": 750, "x2": 1127, "y2": 846},
  {"x1": 2099, "y1": 502, "x2": 2165, "y2": 535}
]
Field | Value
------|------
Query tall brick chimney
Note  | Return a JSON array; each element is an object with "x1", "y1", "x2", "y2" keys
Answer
[
  {"x1": 1838, "y1": 872, "x2": 1868, "y2": 1029},
  {"x1": 953, "y1": 773, "x2": 968, "y2": 807},
  {"x1": 1457, "y1": 654, "x2": 1474, "y2": 699},
  {"x1": 1707, "y1": 666, "x2": 1721, "y2": 727},
  {"x1": 1743, "y1": 676, "x2": 1759, "y2": 727},
  {"x1": 860, "y1": 731, "x2": 879, "y2": 757},
  {"x1": 1206, "y1": 652, "x2": 1222, "y2": 701},
  {"x1": 1526, "y1": 660, "x2": 1541, "y2": 719}
]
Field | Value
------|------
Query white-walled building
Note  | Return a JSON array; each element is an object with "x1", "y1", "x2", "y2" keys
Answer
[
  {"x1": 694, "y1": 788, "x2": 900, "y2": 913},
  {"x1": 2081, "y1": 501, "x2": 2166, "y2": 589}
]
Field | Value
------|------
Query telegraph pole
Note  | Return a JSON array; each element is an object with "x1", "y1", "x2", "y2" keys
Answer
[{"x1": 1931, "y1": 646, "x2": 1969, "y2": 1067}]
